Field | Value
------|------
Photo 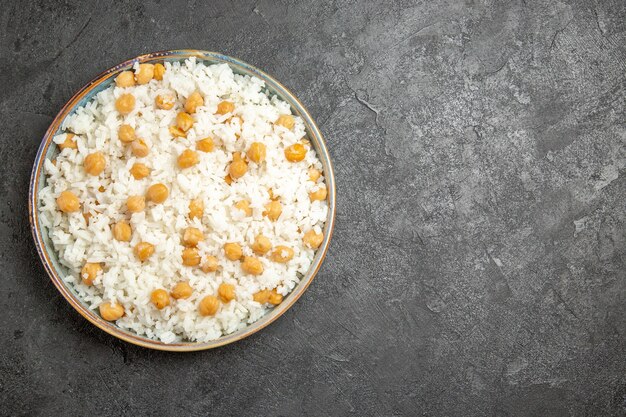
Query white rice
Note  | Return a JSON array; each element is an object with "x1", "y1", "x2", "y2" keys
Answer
[{"x1": 38, "y1": 58, "x2": 328, "y2": 343}]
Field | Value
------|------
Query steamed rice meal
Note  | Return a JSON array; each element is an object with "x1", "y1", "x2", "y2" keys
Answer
[{"x1": 38, "y1": 58, "x2": 328, "y2": 343}]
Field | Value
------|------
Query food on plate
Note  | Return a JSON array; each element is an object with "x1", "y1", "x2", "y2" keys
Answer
[{"x1": 38, "y1": 58, "x2": 328, "y2": 343}]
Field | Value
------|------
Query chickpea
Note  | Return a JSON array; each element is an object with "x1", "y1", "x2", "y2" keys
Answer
[
  {"x1": 176, "y1": 112, "x2": 194, "y2": 132},
  {"x1": 251, "y1": 234, "x2": 272, "y2": 255},
  {"x1": 308, "y1": 167, "x2": 321, "y2": 182},
  {"x1": 303, "y1": 230, "x2": 323, "y2": 249},
  {"x1": 146, "y1": 183, "x2": 169, "y2": 204},
  {"x1": 234, "y1": 200, "x2": 252, "y2": 217},
  {"x1": 182, "y1": 247, "x2": 201, "y2": 266},
  {"x1": 115, "y1": 93, "x2": 135, "y2": 114},
  {"x1": 275, "y1": 114, "x2": 295, "y2": 130},
  {"x1": 224, "y1": 174, "x2": 233, "y2": 185},
  {"x1": 169, "y1": 126, "x2": 187, "y2": 138},
  {"x1": 134, "y1": 242, "x2": 155, "y2": 261},
  {"x1": 201, "y1": 255, "x2": 219, "y2": 272},
  {"x1": 218, "y1": 283, "x2": 236, "y2": 302},
  {"x1": 56, "y1": 190, "x2": 80, "y2": 213},
  {"x1": 182, "y1": 227, "x2": 203, "y2": 247},
  {"x1": 118, "y1": 124, "x2": 136, "y2": 143},
  {"x1": 199, "y1": 295, "x2": 220, "y2": 316},
  {"x1": 155, "y1": 94, "x2": 175, "y2": 110},
  {"x1": 177, "y1": 149, "x2": 199, "y2": 169},
  {"x1": 271, "y1": 246, "x2": 294, "y2": 263},
  {"x1": 171, "y1": 281, "x2": 193, "y2": 299},
  {"x1": 228, "y1": 152, "x2": 248, "y2": 179},
  {"x1": 185, "y1": 91, "x2": 204, "y2": 114},
  {"x1": 126, "y1": 195, "x2": 145, "y2": 213},
  {"x1": 150, "y1": 289, "x2": 170, "y2": 310},
  {"x1": 84, "y1": 152, "x2": 106, "y2": 176},
  {"x1": 241, "y1": 256, "x2": 264, "y2": 275},
  {"x1": 115, "y1": 71, "x2": 135, "y2": 88},
  {"x1": 153, "y1": 63, "x2": 166, "y2": 81},
  {"x1": 246, "y1": 142, "x2": 266, "y2": 164},
  {"x1": 135, "y1": 63, "x2": 154, "y2": 85},
  {"x1": 263, "y1": 200, "x2": 282, "y2": 221},
  {"x1": 284, "y1": 143, "x2": 307, "y2": 162},
  {"x1": 130, "y1": 162, "x2": 150, "y2": 180},
  {"x1": 81, "y1": 262, "x2": 102, "y2": 285},
  {"x1": 189, "y1": 198, "x2": 204, "y2": 219},
  {"x1": 216, "y1": 100, "x2": 235, "y2": 115},
  {"x1": 99, "y1": 302, "x2": 124, "y2": 321},
  {"x1": 268, "y1": 289, "x2": 283, "y2": 306},
  {"x1": 310, "y1": 185, "x2": 327, "y2": 201},
  {"x1": 196, "y1": 137, "x2": 214, "y2": 153},
  {"x1": 253, "y1": 290, "x2": 270, "y2": 304},
  {"x1": 224, "y1": 242, "x2": 243, "y2": 261},
  {"x1": 131, "y1": 139, "x2": 149, "y2": 157},
  {"x1": 58, "y1": 133, "x2": 77, "y2": 150},
  {"x1": 112, "y1": 221, "x2": 132, "y2": 242}
]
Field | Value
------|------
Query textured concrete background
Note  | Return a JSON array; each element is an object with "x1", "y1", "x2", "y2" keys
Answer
[{"x1": 1, "y1": 0, "x2": 625, "y2": 415}]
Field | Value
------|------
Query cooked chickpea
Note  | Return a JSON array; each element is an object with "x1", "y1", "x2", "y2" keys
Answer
[
  {"x1": 176, "y1": 112, "x2": 194, "y2": 132},
  {"x1": 130, "y1": 162, "x2": 150, "y2": 180},
  {"x1": 201, "y1": 255, "x2": 219, "y2": 272},
  {"x1": 56, "y1": 190, "x2": 80, "y2": 213},
  {"x1": 169, "y1": 125, "x2": 187, "y2": 138},
  {"x1": 189, "y1": 198, "x2": 204, "y2": 219},
  {"x1": 134, "y1": 242, "x2": 155, "y2": 261},
  {"x1": 268, "y1": 289, "x2": 283, "y2": 305},
  {"x1": 131, "y1": 139, "x2": 149, "y2": 157},
  {"x1": 253, "y1": 290, "x2": 270, "y2": 304},
  {"x1": 118, "y1": 124, "x2": 136, "y2": 143},
  {"x1": 153, "y1": 63, "x2": 165, "y2": 81},
  {"x1": 246, "y1": 142, "x2": 267, "y2": 164},
  {"x1": 182, "y1": 247, "x2": 201, "y2": 266},
  {"x1": 271, "y1": 246, "x2": 294, "y2": 263},
  {"x1": 185, "y1": 91, "x2": 204, "y2": 114},
  {"x1": 228, "y1": 152, "x2": 248, "y2": 179},
  {"x1": 242, "y1": 256, "x2": 264, "y2": 275},
  {"x1": 251, "y1": 234, "x2": 272, "y2": 255},
  {"x1": 182, "y1": 227, "x2": 203, "y2": 247},
  {"x1": 146, "y1": 183, "x2": 169, "y2": 204},
  {"x1": 99, "y1": 302, "x2": 124, "y2": 321},
  {"x1": 308, "y1": 167, "x2": 321, "y2": 182},
  {"x1": 275, "y1": 114, "x2": 295, "y2": 130},
  {"x1": 126, "y1": 195, "x2": 145, "y2": 213},
  {"x1": 171, "y1": 281, "x2": 193, "y2": 299},
  {"x1": 196, "y1": 137, "x2": 214, "y2": 152},
  {"x1": 112, "y1": 221, "x2": 132, "y2": 242},
  {"x1": 224, "y1": 242, "x2": 243, "y2": 261},
  {"x1": 284, "y1": 143, "x2": 307, "y2": 162},
  {"x1": 303, "y1": 230, "x2": 323, "y2": 249},
  {"x1": 84, "y1": 152, "x2": 106, "y2": 176},
  {"x1": 177, "y1": 149, "x2": 199, "y2": 169},
  {"x1": 115, "y1": 93, "x2": 135, "y2": 114},
  {"x1": 81, "y1": 262, "x2": 102, "y2": 285},
  {"x1": 58, "y1": 133, "x2": 77, "y2": 150},
  {"x1": 115, "y1": 71, "x2": 135, "y2": 88},
  {"x1": 135, "y1": 63, "x2": 154, "y2": 85},
  {"x1": 234, "y1": 200, "x2": 252, "y2": 217},
  {"x1": 310, "y1": 185, "x2": 327, "y2": 201},
  {"x1": 216, "y1": 100, "x2": 235, "y2": 115},
  {"x1": 150, "y1": 289, "x2": 170, "y2": 310},
  {"x1": 199, "y1": 295, "x2": 220, "y2": 316},
  {"x1": 263, "y1": 200, "x2": 282, "y2": 221},
  {"x1": 218, "y1": 283, "x2": 236, "y2": 302},
  {"x1": 155, "y1": 94, "x2": 175, "y2": 110}
]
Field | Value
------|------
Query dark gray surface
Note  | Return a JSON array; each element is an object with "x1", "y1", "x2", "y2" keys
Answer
[{"x1": 1, "y1": 0, "x2": 625, "y2": 415}]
